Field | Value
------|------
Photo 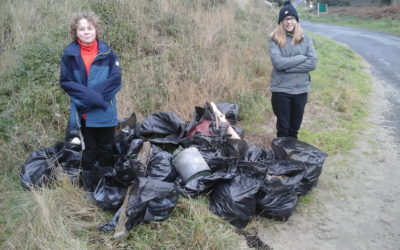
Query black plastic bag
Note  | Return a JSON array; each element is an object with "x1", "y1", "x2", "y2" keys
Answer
[
  {"x1": 113, "y1": 139, "x2": 146, "y2": 185},
  {"x1": 116, "y1": 139, "x2": 144, "y2": 164},
  {"x1": 145, "y1": 194, "x2": 178, "y2": 222},
  {"x1": 99, "y1": 177, "x2": 179, "y2": 232},
  {"x1": 114, "y1": 113, "x2": 140, "y2": 156},
  {"x1": 189, "y1": 103, "x2": 243, "y2": 141},
  {"x1": 114, "y1": 129, "x2": 140, "y2": 158},
  {"x1": 114, "y1": 159, "x2": 144, "y2": 185},
  {"x1": 146, "y1": 145, "x2": 177, "y2": 182},
  {"x1": 59, "y1": 141, "x2": 82, "y2": 182},
  {"x1": 191, "y1": 102, "x2": 240, "y2": 125},
  {"x1": 191, "y1": 103, "x2": 217, "y2": 122},
  {"x1": 92, "y1": 166, "x2": 126, "y2": 211},
  {"x1": 209, "y1": 161, "x2": 267, "y2": 228},
  {"x1": 20, "y1": 145, "x2": 64, "y2": 190},
  {"x1": 180, "y1": 135, "x2": 225, "y2": 163},
  {"x1": 271, "y1": 137, "x2": 328, "y2": 196},
  {"x1": 117, "y1": 112, "x2": 138, "y2": 132},
  {"x1": 244, "y1": 146, "x2": 275, "y2": 163},
  {"x1": 94, "y1": 176, "x2": 127, "y2": 211},
  {"x1": 256, "y1": 160, "x2": 306, "y2": 221},
  {"x1": 139, "y1": 112, "x2": 185, "y2": 145},
  {"x1": 216, "y1": 103, "x2": 240, "y2": 124},
  {"x1": 223, "y1": 138, "x2": 248, "y2": 160},
  {"x1": 266, "y1": 159, "x2": 306, "y2": 180},
  {"x1": 124, "y1": 177, "x2": 178, "y2": 229},
  {"x1": 58, "y1": 141, "x2": 81, "y2": 163},
  {"x1": 256, "y1": 175, "x2": 298, "y2": 221},
  {"x1": 207, "y1": 156, "x2": 238, "y2": 172},
  {"x1": 179, "y1": 170, "x2": 235, "y2": 198}
]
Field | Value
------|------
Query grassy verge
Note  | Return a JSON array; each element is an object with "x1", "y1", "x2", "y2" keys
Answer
[
  {"x1": 298, "y1": 33, "x2": 371, "y2": 155},
  {"x1": 0, "y1": 0, "x2": 272, "y2": 248},
  {"x1": 299, "y1": 7, "x2": 400, "y2": 35},
  {"x1": 1, "y1": 176, "x2": 241, "y2": 249},
  {"x1": 0, "y1": 1, "x2": 374, "y2": 249},
  {"x1": 244, "y1": 32, "x2": 372, "y2": 156}
]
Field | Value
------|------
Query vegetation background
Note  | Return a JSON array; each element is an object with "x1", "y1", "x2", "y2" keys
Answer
[
  {"x1": 301, "y1": 3, "x2": 400, "y2": 35},
  {"x1": 1, "y1": 0, "x2": 391, "y2": 249}
]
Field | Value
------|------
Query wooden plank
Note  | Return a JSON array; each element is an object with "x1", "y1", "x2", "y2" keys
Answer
[{"x1": 113, "y1": 141, "x2": 152, "y2": 240}]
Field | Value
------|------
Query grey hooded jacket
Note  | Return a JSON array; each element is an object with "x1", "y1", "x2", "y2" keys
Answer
[{"x1": 268, "y1": 33, "x2": 317, "y2": 94}]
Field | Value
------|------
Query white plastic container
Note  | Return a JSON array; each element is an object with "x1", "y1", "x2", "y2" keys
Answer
[{"x1": 173, "y1": 147, "x2": 211, "y2": 182}]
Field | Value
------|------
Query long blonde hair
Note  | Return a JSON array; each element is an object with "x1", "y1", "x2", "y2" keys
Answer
[{"x1": 270, "y1": 22, "x2": 304, "y2": 47}]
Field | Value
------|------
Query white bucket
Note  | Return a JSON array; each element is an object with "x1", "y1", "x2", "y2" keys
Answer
[{"x1": 173, "y1": 147, "x2": 211, "y2": 182}]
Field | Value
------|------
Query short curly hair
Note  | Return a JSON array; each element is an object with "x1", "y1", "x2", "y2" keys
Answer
[{"x1": 70, "y1": 12, "x2": 103, "y2": 41}]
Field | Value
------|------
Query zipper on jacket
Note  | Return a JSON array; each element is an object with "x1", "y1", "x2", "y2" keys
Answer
[{"x1": 94, "y1": 48, "x2": 112, "y2": 61}]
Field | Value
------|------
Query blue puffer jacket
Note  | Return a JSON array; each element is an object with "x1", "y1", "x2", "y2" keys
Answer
[{"x1": 60, "y1": 40, "x2": 121, "y2": 131}]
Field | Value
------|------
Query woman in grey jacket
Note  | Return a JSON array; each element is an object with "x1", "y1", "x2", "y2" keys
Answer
[{"x1": 269, "y1": 1, "x2": 317, "y2": 138}]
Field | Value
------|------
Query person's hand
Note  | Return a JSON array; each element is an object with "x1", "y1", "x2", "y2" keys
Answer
[{"x1": 99, "y1": 100, "x2": 108, "y2": 110}]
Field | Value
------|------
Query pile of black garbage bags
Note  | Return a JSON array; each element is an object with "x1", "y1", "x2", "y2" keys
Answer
[{"x1": 20, "y1": 102, "x2": 328, "y2": 232}]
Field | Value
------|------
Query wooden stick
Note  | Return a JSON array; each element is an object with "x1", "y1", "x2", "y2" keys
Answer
[
  {"x1": 136, "y1": 141, "x2": 152, "y2": 174},
  {"x1": 209, "y1": 102, "x2": 240, "y2": 139},
  {"x1": 215, "y1": 111, "x2": 219, "y2": 130},
  {"x1": 113, "y1": 141, "x2": 152, "y2": 240},
  {"x1": 210, "y1": 102, "x2": 228, "y2": 123},
  {"x1": 226, "y1": 125, "x2": 241, "y2": 139},
  {"x1": 113, "y1": 185, "x2": 132, "y2": 240}
]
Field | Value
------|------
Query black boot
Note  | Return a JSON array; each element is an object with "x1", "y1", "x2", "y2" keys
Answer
[
  {"x1": 94, "y1": 163, "x2": 116, "y2": 179},
  {"x1": 80, "y1": 170, "x2": 96, "y2": 193}
]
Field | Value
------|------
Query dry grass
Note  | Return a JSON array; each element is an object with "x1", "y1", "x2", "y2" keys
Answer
[
  {"x1": 2, "y1": 175, "x2": 242, "y2": 249},
  {"x1": 0, "y1": 0, "x2": 85, "y2": 75},
  {"x1": 116, "y1": 0, "x2": 275, "y2": 121},
  {"x1": 2, "y1": 177, "x2": 101, "y2": 249},
  {"x1": 326, "y1": 6, "x2": 400, "y2": 20},
  {"x1": 0, "y1": 0, "x2": 375, "y2": 248},
  {"x1": 1, "y1": 1, "x2": 274, "y2": 248}
]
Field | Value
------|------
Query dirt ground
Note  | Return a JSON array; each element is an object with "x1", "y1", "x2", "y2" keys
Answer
[{"x1": 252, "y1": 76, "x2": 400, "y2": 249}]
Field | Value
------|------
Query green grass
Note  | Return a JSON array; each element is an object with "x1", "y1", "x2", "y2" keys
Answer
[
  {"x1": 126, "y1": 196, "x2": 242, "y2": 249},
  {"x1": 233, "y1": 92, "x2": 272, "y2": 132},
  {"x1": 0, "y1": 0, "x2": 376, "y2": 248},
  {"x1": 1, "y1": 173, "x2": 242, "y2": 249},
  {"x1": 300, "y1": 9, "x2": 400, "y2": 35},
  {"x1": 298, "y1": 34, "x2": 371, "y2": 155},
  {"x1": 0, "y1": 1, "x2": 273, "y2": 248}
]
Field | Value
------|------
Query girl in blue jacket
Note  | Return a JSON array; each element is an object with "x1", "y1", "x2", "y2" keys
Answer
[
  {"x1": 59, "y1": 12, "x2": 121, "y2": 192},
  {"x1": 269, "y1": 1, "x2": 317, "y2": 138}
]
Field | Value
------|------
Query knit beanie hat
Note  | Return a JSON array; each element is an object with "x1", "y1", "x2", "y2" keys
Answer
[{"x1": 278, "y1": 1, "x2": 299, "y2": 24}]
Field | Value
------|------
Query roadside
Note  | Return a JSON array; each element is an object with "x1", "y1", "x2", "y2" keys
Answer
[
  {"x1": 2, "y1": 2, "x2": 394, "y2": 249},
  {"x1": 250, "y1": 13, "x2": 400, "y2": 249},
  {"x1": 300, "y1": 5, "x2": 400, "y2": 35},
  {"x1": 256, "y1": 74, "x2": 400, "y2": 250},
  {"x1": 322, "y1": 5, "x2": 400, "y2": 20}
]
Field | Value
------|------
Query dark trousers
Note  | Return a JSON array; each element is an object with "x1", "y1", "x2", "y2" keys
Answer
[
  {"x1": 271, "y1": 92, "x2": 308, "y2": 138},
  {"x1": 81, "y1": 127, "x2": 115, "y2": 170}
]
